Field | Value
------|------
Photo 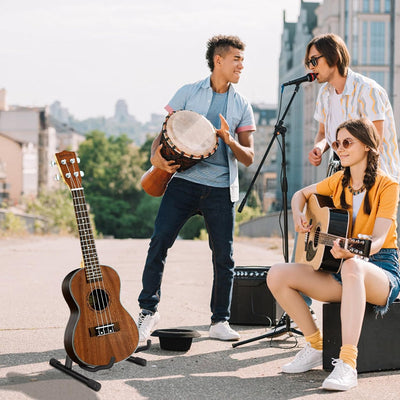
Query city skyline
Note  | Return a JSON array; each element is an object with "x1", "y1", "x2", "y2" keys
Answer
[{"x1": 0, "y1": 0, "x2": 306, "y2": 123}]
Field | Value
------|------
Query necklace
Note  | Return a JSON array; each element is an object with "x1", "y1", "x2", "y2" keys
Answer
[{"x1": 348, "y1": 184, "x2": 365, "y2": 195}]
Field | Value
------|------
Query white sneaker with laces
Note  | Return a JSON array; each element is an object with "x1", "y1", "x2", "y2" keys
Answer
[
  {"x1": 137, "y1": 311, "x2": 160, "y2": 342},
  {"x1": 209, "y1": 321, "x2": 240, "y2": 341},
  {"x1": 322, "y1": 359, "x2": 357, "y2": 391},
  {"x1": 281, "y1": 342, "x2": 322, "y2": 373}
]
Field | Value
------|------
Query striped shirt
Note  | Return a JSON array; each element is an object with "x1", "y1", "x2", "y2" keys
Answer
[
  {"x1": 314, "y1": 68, "x2": 400, "y2": 182},
  {"x1": 165, "y1": 76, "x2": 256, "y2": 202}
]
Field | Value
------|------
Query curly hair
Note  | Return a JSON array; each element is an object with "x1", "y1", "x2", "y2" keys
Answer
[
  {"x1": 305, "y1": 33, "x2": 350, "y2": 77},
  {"x1": 206, "y1": 35, "x2": 245, "y2": 71},
  {"x1": 337, "y1": 118, "x2": 380, "y2": 214}
]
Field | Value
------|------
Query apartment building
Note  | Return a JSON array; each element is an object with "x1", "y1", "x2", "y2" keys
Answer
[
  {"x1": 0, "y1": 89, "x2": 57, "y2": 203},
  {"x1": 278, "y1": 0, "x2": 399, "y2": 197},
  {"x1": 277, "y1": 0, "x2": 321, "y2": 206}
]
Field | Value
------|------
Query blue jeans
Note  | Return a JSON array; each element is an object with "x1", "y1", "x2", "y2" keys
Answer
[
  {"x1": 332, "y1": 248, "x2": 400, "y2": 316},
  {"x1": 138, "y1": 178, "x2": 235, "y2": 323}
]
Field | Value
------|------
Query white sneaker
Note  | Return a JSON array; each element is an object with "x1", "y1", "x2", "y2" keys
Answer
[
  {"x1": 282, "y1": 342, "x2": 322, "y2": 373},
  {"x1": 322, "y1": 359, "x2": 357, "y2": 391},
  {"x1": 209, "y1": 321, "x2": 240, "y2": 341},
  {"x1": 137, "y1": 311, "x2": 160, "y2": 342}
]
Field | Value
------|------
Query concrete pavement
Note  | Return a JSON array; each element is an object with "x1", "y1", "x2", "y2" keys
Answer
[{"x1": 1, "y1": 236, "x2": 399, "y2": 399}]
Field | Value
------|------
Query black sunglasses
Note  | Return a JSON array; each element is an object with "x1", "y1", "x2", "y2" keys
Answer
[{"x1": 306, "y1": 55, "x2": 324, "y2": 68}]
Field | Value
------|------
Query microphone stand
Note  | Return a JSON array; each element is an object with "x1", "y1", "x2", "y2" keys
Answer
[{"x1": 233, "y1": 83, "x2": 303, "y2": 348}]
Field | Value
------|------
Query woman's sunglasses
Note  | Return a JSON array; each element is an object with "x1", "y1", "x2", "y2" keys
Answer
[
  {"x1": 331, "y1": 138, "x2": 359, "y2": 151},
  {"x1": 306, "y1": 55, "x2": 324, "y2": 68}
]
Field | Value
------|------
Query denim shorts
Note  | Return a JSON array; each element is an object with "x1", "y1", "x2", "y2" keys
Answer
[{"x1": 331, "y1": 248, "x2": 400, "y2": 315}]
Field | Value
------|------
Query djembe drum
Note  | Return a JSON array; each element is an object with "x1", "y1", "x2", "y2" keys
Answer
[{"x1": 141, "y1": 110, "x2": 219, "y2": 197}]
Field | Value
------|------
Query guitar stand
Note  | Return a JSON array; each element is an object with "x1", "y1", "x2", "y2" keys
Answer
[{"x1": 49, "y1": 340, "x2": 151, "y2": 392}]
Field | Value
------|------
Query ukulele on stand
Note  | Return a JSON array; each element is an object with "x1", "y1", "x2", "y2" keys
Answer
[{"x1": 49, "y1": 150, "x2": 148, "y2": 391}]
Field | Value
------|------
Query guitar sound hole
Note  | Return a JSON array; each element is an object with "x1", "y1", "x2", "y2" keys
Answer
[{"x1": 88, "y1": 289, "x2": 109, "y2": 311}]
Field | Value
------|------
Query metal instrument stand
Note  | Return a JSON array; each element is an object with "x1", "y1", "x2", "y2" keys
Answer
[
  {"x1": 234, "y1": 84, "x2": 304, "y2": 348},
  {"x1": 49, "y1": 340, "x2": 151, "y2": 391}
]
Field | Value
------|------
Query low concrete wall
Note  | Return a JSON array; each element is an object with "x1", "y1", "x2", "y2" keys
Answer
[
  {"x1": 0, "y1": 209, "x2": 47, "y2": 233},
  {"x1": 238, "y1": 210, "x2": 295, "y2": 238}
]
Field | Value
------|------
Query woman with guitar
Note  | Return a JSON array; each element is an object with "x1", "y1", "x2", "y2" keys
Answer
[{"x1": 267, "y1": 118, "x2": 400, "y2": 391}]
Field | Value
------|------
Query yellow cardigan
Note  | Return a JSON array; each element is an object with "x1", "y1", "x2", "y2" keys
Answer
[{"x1": 316, "y1": 169, "x2": 399, "y2": 249}]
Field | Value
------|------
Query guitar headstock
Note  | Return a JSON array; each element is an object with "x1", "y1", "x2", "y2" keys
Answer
[
  {"x1": 54, "y1": 150, "x2": 84, "y2": 190},
  {"x1": 347, "y1": 234, "x2": 372, "y2": 259}
]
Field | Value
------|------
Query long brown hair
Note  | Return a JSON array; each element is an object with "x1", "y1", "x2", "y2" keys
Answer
[
  {"x1": 305, "y1": 33, "x2": 350, "y2": 77},
  {"x1": 337, "y1": 118, "x2": 380, "y2": 214}
]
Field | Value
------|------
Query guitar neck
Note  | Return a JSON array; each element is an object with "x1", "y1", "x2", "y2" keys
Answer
[
  {"x1": 317, "y1": 231, "x2": 346, "y2": 248},
  {"x1": 71, "y1": 188, "x2": 102, "y2": 282}
]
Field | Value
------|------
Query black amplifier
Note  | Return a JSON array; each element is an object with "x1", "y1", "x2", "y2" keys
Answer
[
  {"x1": 229, "y1": 266, "x2": 282, "y2": 326},
  {"x1": 323, "y1": 300, "x2": 400, "y2": 373}
]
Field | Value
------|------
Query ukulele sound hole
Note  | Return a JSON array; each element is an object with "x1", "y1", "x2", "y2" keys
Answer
[{"x1": 88, "y1": 289, "x2": 110, "y2": 311}]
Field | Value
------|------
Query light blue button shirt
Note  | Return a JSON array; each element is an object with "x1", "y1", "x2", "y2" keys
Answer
[{"x1": 165, "y1": 76, "x2": 256, "y2": 202}]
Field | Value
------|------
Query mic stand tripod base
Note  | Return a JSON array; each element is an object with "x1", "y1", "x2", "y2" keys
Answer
[{"x1": 232, "y1": 315, "x2": 303, "y2": 348}]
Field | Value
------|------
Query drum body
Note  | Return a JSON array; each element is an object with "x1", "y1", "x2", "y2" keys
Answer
[{"x1": 160, "y1": 110, "x2": 218, "y2": 171}]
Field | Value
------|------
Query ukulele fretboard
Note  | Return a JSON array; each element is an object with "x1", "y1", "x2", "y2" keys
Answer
[{"x1": 71, "y1": 188, "x2": 102, "y2": 282}]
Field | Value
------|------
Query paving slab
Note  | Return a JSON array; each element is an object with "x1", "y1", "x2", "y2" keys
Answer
[{"x1": 0, "y1": 236, "x2": 399, "y2": 399}]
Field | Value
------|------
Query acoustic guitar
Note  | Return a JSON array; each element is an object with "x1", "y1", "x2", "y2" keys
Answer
[
  {"x1": 294, "y1": 194, "x2": 371, "y2": 273},
  {"x1": 55, "y1": 150, "x2": 138, "y2": 368}
]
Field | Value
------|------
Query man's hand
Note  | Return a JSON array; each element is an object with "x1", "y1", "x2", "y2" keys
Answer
[
  {"x1": 308, "y1": 147, "x2": 322, "y2": 166},
  {"x1": 215, "y1": 114, "x2": 232, "y2": 145},
  {"x1": 150, "y1": 144, "x2": 180, "y2": 173}
]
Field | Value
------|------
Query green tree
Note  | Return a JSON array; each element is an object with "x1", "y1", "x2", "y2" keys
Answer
[
  {"x1": 79, "y1": 131, "x2": 144, "y2": 200},
  {"x1": 139, "y1": 134, "x2": 157, "y2": 171},
  {"x1": 179, "y1": 214, "x2": 206, "y2": 240},
  {"x1": 25, "y1": 188, "x2": 78, "y2": 234},
  {"x1": 77, "y1": 131, "x2": 159, "y2": 238}
]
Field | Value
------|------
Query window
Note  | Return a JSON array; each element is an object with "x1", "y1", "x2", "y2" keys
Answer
[
  {"x1": 363, "y1": 0, "x2": 370, "y2": 12},
  {"x1": 352, "y1": 17, "x2": 359, "y2": 65},
  {"x1": 370, "y1": 22, "x2": 385, "y2": 64},
  {"x1": 362, "y1": 22, "x2": 368, "y2": 64},
  {"x1": 369, "y1": 71, "x2": 386, "y2": 88}
]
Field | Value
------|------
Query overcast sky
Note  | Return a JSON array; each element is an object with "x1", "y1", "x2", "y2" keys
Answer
[{"x1": 0, "y1": 0, "x2": 306, "y2": 123}]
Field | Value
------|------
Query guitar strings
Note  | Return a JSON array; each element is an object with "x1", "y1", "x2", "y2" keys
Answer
[
  {"x1": 66, "y1": 156, "x2": 114, "y2": 334},
  {"x1": 69, "y1": 160, "x2": 110, "y2": 331},
  {"x1": 312, "y1": 230, "x2": 362, "y2": 250},
  {"x1": 65, "y1": 158, "x2": 103, "y2": 332},
  {"x1": 314, "y1": 230, "x2": 345, "y2": 247}
]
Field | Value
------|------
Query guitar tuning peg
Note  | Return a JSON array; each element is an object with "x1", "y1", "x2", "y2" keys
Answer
[
  {"x1": 54, "y1": 174, "x2": 60, "y2": 181},
  {"x1": 77, "y1": 157, "x2": 81, "y2": 163},
  {"x1": 80, "y1": 171, "x2": 85, "y2": 177},
  {"x1": 50, "y1": 160, "x2": 56, "y2": 167}
]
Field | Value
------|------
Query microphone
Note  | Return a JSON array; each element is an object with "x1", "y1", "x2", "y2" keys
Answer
[{"x1": 282, "y1": 73, "x2": 317, "y2": 87}]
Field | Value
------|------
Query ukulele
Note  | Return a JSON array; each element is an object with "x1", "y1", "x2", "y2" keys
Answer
[
  {"x1": 55, "y1": 150, "x2": 138, "y2": 368},
  {"x1": 294, "y1": 194, "x2": 372, "y2": 273}
]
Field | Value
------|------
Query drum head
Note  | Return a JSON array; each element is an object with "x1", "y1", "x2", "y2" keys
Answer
[{"x1": 166, "y1": 110, "x2": 217, "y2": 158}]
